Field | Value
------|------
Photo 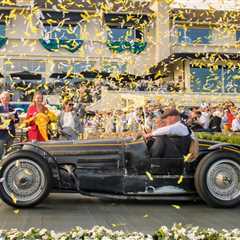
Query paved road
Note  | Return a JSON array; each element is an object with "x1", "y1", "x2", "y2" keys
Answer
[{"x1": 0, "y1": 193, "x2": 239, "y2": 233}]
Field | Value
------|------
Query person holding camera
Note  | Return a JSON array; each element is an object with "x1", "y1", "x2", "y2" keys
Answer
[{"x1": 0, "y1": 91, "x2": 19, "y2": 158}]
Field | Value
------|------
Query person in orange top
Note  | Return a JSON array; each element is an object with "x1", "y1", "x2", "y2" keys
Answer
[{"x1": 25, "y1": 91, "x2": 52, "y2": 141}]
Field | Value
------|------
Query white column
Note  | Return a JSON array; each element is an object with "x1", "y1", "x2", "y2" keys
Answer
[
  {"x1": 45, "y1": 58, "x2": 53, "y2": 83},
  {"x1": 184, "y1": 61, "x2": 191, "y2": 92},
  {"x1": 151, "y1": 0, "x2": 171, "y2": 64}
]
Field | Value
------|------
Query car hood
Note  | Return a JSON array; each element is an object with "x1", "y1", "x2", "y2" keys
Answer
[{"x1": 26, "y1": 137, "x2": 142, "y2": 157}]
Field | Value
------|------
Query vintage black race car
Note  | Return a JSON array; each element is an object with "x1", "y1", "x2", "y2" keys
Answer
[{"x1": 0, "y1": 135, "x2": 240, "y2": 208}]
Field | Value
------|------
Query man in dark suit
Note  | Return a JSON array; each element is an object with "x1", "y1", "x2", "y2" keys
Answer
[{"x1": 0, "y1": 91, "x2": 19, "y2": 158}]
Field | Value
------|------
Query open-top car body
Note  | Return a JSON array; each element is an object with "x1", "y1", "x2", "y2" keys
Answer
[{"x1": 0, "y1": 135, "x2": 240, "y2": 208}]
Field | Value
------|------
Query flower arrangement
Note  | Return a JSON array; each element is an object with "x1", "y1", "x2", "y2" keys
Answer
[
  {"x1": 0, "y1": 225, "x2": 240, "y2": 240},
  {"x1": 154, "y1": 224, "x2": 240, "y2": 240}
]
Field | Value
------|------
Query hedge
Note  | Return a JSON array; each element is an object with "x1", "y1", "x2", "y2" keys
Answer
[
  {"x1": 196, "y1": 132, "x2": 240, "y2": 145},
  {"x1": 0, "y1": 225, "x2": 240, "y2": 240}
]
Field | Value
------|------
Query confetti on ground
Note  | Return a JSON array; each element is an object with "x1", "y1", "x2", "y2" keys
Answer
[
  {"x1": 171, "y1": 204, "x2": 181, "y2": 210},
  {"x1": 13, "y1": 209, "x2": 20, "y2": 214},
  {"x1": 111, "y1": 223, "x2": 126, "y2": 228}
]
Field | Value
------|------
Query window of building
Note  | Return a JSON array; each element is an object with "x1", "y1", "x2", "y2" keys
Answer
[
  {"x1": 236, "y1": 31, "x2": 240, "y2": 42},
  {"x1": 190, "y1": 66, "x2": 222, "y2": 93},
  {"x1": 177, "y1": 27, "x2": 211, "y2": 44},
  {"x1": 72, "y1": 62, "x2": 95, "y2": 73},
  {"x1": 102, "y1": 62, "x2": 127, "y2": 73},
  {"x1": 108, "y1": 27, "x2": 143, "y2": 42},
  {"x1": 16, "y1": 0, "x2": 33, "y2": 6},
  {"x1": 54, "y1": 61, "x2": 95, "y2": 73},
  {"x1": 0, "y1": 24, "x2": 5, "y2": 37},
  {"x1": 4, "y1": 59, "x2": 46, "y2": 72},
  {"x1": 223, "y1": 68, "x2": 240, "y2": 93},
  {"x1": 43, "y1": 25, "x2": 81, "y2": 40},
  {"x1": 190, "y1": 65, "x2": 240, "y2": 93}
]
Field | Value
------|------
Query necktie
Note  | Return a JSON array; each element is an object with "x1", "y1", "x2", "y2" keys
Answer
[{"x1": 3, "y1": 105, "x2": 9, "y2": 113}]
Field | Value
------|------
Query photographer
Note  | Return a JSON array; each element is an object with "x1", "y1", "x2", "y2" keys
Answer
[{"x1": 0, "y1": 91, "x2": 19, "y2": 158}]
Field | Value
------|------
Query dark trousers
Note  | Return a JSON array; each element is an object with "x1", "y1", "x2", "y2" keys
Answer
[
  {"x1": 148, "y1": 137, "x2": 165, "y2": 158},
  {"x1": 0, "y1": 131, "x2": 13, "y2": 159}
]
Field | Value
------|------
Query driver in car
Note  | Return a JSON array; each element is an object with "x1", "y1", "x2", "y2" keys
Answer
[
  {"x1": 143, "y1": 109, "x2": 195, "y2": 158},
  {"x1": 143, "y1": 109, "x2": 190, "y2": 138}
]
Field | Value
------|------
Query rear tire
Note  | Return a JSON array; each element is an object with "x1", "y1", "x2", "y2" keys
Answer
[
  {"x1": 195, "y1": 151, "x2": 240, "y2": 208},
  {"x1": 0, "y1": 151, "x2": 51, "y2": 208}
]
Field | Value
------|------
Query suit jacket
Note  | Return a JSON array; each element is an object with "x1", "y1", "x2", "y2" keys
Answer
[
  {"x1": 58, "y1": 111, "x2": 83, "y2": 137},
  {"x1": 0, "y1": 104, "x2": 19, "y2": 137}
]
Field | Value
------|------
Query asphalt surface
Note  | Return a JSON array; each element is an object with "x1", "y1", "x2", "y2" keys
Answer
[{"x1": 0, "y1": 193, "x2": 239, "y2": 233}]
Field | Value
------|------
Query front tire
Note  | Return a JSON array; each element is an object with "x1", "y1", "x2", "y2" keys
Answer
[
  {"x1": 0, "y1": 151, "x2": 51, "y2": 208},
  {"x1": 195, "y1": 151, "x2": 240, "y2": 208}
]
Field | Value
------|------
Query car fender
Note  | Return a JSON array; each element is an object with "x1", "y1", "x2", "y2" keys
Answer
[
  {"x1": 5, "y1": 143, "x2": 61, "y2": 187},
  {"x1": 208, "y1": 143, "x2": 240, "y2": 155}
]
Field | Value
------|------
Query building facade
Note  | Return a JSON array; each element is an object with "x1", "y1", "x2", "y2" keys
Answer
[
  {"x1": 0, "y1": 0, "x2": 157, "y2": 101},
  {"x1": 0, "y1": 0, "x2": 239, "y2": 104},
  {"x1": 151, "y1": 1, "x2": 240, "y2": 102}
]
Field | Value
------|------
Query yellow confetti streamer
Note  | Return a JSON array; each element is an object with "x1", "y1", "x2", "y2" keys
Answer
[
  {"x1": 15, "y1": 160, "x2": 20, "y2": 168},
  {"x1": 171, "y1": 204, "x2": 181, "y2": 210},
  {"x1": 145, "y1": 171, "x2": 154, "y2": 181},
  {"x1": 184, "y1": 153, "x2": 193, "y2": 162},
  {"x1": 14, "y1": 209, "x2": 20, "y2": 214},
  {"x1": 10, "y1": 193, "x2": 17, "y2": 204},
  {"x1": 177, "y1": 175, "x2": 184, "y2": 185}
]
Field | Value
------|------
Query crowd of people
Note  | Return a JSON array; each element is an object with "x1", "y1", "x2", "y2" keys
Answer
[
  {"x1": 83, "y1": 101, "x2": 240, "y2": 136},
  {"x1": 0, "y1": 89, "x2": 240, "y2": 158}
]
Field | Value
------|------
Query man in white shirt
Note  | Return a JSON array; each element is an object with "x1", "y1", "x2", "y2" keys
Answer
[
  {"x1": 143, "y1": 109, "x2": 190, "y2": 138},
  {"x1": 199, "y1": 107, "x2": 211, "y2": 130},
  {"x1": 143, "y1": 108, "x2": 194, "y2": 158},
  {"x1": 232, "y1": 114, "x2": 240, "y2": 132}
]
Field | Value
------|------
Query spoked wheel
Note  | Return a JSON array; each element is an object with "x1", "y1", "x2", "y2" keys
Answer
[
  {"x1": 195, "y1": 151, "x2": 240, "y2": 208},
  {"x1": 0, "y1": 152, "x2": 51, "y2": 208}
]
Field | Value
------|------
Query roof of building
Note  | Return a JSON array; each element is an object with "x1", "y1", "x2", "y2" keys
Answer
[
  {"x1": 170, "y1": 7, "x2": 240, "y2": 24},
  {"x1": 171, "y1": 0, "x2": 239, "y2": 11},
  {"x1": 0, "y1": 0, "x2": 153, "y2": 14},
  {"x1": 0, "y1": 0, "x2": 16, "y2": 7},
  {"x1": 35, "y1": 0, "x2": 153, "y2": 14},
  {"x1": 149, "y1": 52, "x2": 240, "y2": 75}
]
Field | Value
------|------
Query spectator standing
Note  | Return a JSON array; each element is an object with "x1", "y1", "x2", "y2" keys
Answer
[
  {"x1": 188, "y1": 110, "x2": 203, "y2": 131},
  {"x1": 199, "y1": 105, "x2": 211, "y2": 130},
  {"x1": 0, "y1": 91, "x2": 19, "y2": 158},
  {"x1": 209, "y1": 109, "x2": 222, "y2": 132},
  {"x1": 25, "y1": 91, "x2": 56, "y2": 141},
  {"x1": 104, "y1": 112, "x2": 115, "y2": 133},
  {"x1": 232, "y1": 113, "x2": 240, "y2": 132},
  {"x1": 224, "y1": 107, "x2": 235, "y2": 131}
]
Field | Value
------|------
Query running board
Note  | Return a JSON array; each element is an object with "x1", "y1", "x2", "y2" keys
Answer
[{"x1": 79, "y1": 191, "x2": 199, "y2": 201}]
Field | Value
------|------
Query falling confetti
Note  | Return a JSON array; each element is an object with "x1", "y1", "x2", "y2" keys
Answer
[
  {"x1": 184, "y1": 153, "x2": 193, "y2": 162},
  {"x1": 145, "y1": 171, "x2": 154, "y2": 181},
  {"x1": 10, "y1": 193, "x2": 17, "y2": 204},
  {"x1": 177, "y1": 175, "x2": 184, "y2": 184}
]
